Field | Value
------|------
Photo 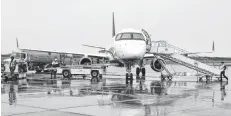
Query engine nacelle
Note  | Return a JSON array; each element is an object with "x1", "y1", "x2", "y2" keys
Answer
[
  {"x1": 150, "y1": 58, "x2": 166, "y2": 72},
  {"x1": 79, "y1": 57, "x2": 92, "y2": 65}
]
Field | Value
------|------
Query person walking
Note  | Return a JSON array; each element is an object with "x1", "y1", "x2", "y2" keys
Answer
[{"x1": 220, "y1": 62, "x2": 228, "y2": 82}]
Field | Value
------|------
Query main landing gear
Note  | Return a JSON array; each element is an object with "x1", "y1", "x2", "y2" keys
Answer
[
  {"x1": 136, "y1": 67, "x2": 146, "y2": 80},
  {"x1": 136, "y1": 67, "x2": 146, "y2": 76}
]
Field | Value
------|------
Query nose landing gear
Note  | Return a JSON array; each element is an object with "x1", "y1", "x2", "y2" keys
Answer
[{"x1": 125, "y1": 64, "x2": 133, "y2": 86}]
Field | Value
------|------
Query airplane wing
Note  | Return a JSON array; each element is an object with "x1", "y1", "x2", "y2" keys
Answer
[
  {"x1": 82, "y1": 44, "x2": 106, "y2": 49},
  {"x1": 19, "y1": 48, "x2": 108, "y2": 59}
]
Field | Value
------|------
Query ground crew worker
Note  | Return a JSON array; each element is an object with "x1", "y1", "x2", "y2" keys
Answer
[
  {"x1": 9, "y1": 56, "x2": 17, "y2": 80},
  {"x1": 51, "y1": 58, "x2": 59, "y2": 79},
  {"x1": 220, "y1": 62, "x2": 228, "y2": 82}
]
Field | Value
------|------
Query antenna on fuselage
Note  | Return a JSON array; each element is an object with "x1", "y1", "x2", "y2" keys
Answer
[{"x1": 112, "y1": 12, "x2": 115, "y2": 37}]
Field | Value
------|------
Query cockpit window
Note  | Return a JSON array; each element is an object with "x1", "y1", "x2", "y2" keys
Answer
[
  {"x1": 116, "y1": 34, "x2": 122, "y2": 40},
  {"x1": 121, "y1": 33, "x2": 132, "y2": 39},
  {"x1": 133, "y1": 33, "x2": 144, "y2": 39},
  {"x1": 115, "y1": 33, "x2": 144, "y2": 41}
]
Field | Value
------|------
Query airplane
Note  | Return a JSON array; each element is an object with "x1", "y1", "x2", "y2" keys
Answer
[{"x1": 82, "y1": 12, "x2": 217, "y2": 84}]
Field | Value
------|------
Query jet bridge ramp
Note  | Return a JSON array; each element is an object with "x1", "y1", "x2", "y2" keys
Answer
[{"x1": 159, "y1": 53, "x2": 220, "y2": 77}]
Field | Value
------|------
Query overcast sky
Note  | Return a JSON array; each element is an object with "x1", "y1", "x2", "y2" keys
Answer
[{"x1": 1, "y1": 0, "x2": 231, "y2": 57}]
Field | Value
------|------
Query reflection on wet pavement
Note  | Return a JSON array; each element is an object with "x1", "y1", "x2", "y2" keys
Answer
[{"x1": 1, "y1": 70, "x2": 231, "y2": 116}]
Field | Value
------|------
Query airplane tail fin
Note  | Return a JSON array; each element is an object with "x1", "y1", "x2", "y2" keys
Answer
[
  {"x1": 112, "y1": 12, "x2": 115, "y2": 37},
  {"x1": 212, "y1": 41, "x2": 215, "y2": 52},
  {"x1": 16, "y1": 38, "x2": 19, "y2": 48}
]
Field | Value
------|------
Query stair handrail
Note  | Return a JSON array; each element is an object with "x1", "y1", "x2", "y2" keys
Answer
[{"x1": 152, "y1": 41, "x2": 217, "y2": 68}]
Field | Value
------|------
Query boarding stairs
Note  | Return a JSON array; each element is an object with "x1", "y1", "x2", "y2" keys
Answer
[
  {"x1": 151, "y1": 41, "x2": 220, "y2": 77},
  {"x1": 159, "y1": 53, "x2": 220, "y2": 76}
]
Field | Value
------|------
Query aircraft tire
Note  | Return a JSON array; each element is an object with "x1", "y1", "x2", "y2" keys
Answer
[
  {"x1": 141, "y1": 68, "x2": 146, "y2": 76},
  {"x1": 129, "y1": 73, "x2": 133, "y2": 85},
  {"x1": 91, "y1": 77, "x2": 99, "y2": 83},
  {"x1": 136, "y1": 67, "x2": 140, "y2": 76},
  {"x1": 63, "y1": 70, "x2": 70, "y2": 78},
  {"x1": 126, "y1": 73, "x2": 129, "y2": 85},
  {"x1": 130, "y1": 73, "x2": 133, "y2": 80},
  {"x1": 91, "y1": 70, "x2": 99, "y2": 77}
]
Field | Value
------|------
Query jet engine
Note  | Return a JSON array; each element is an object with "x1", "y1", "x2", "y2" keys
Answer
[
  {"x1": 79, "y1": 57, "x2": 92, "y2": 65},
  {"x1": 150, "y1": 57, "x2": 166, "y2": 72}
]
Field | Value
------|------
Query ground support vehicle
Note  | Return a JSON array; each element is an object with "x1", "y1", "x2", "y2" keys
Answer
[
  {"x1": 49, "y1": 65, "x2": 104, "y2": 82},
  {"x1": 1, "y1": 59, "x2": 28, "y2": 83}
]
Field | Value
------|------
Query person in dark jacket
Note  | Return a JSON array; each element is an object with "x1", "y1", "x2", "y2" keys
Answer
[
  {"x1": 9, "y1": 56, "x2": 17, "y2": 80},
  {"x1": 51, "y1": 58, "x2": 59, "y2": 79},
  {"x1": 220, "y1": 62, "x2": 228, "y2": 82}
]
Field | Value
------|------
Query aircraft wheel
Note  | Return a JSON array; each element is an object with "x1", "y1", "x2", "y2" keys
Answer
[
  {"x1": 63, "y1": 70, "x2": 70, "y2": 78},
  {"x1": 91, "y1": 70, "x2": 99, "y2": 77},
  {"x1": 136, "y1": 67, "x2": 140, "y2": 76},
  {"x1": 126, "y1": 73, "x2": 129, "y2": 85},
  {"x1": 130, "y1": 73, "x2": 133, "y2": 81},
  {"x1": 141, "y1": 68, "x2": 146, "y2": 76},
  {"x1": 91, "y1": 77, "x2": 99, "y2": 83}
]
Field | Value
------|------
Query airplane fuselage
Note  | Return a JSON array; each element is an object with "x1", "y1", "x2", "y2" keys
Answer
[{"x1": 107, "y1": 28, "x2": 148, "y2": 66}]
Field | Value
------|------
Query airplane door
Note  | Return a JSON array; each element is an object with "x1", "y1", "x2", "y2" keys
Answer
[{"x1": 142, "y1": 29, "x2": 152, "y2": 53}]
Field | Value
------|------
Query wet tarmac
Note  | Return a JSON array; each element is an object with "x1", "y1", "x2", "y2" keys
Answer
[{"x1": 1, "y1": 65, "x2": 231, "y2": 116}]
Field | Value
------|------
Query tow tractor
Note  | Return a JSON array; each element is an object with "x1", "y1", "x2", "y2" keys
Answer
[{"x1": 50, "y1": 64, "x2": 104, "y2": 82}]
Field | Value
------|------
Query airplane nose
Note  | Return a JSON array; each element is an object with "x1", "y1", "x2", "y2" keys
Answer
[{"x1": 116, "y1": 41, "x2": 146, "y2": 60}]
